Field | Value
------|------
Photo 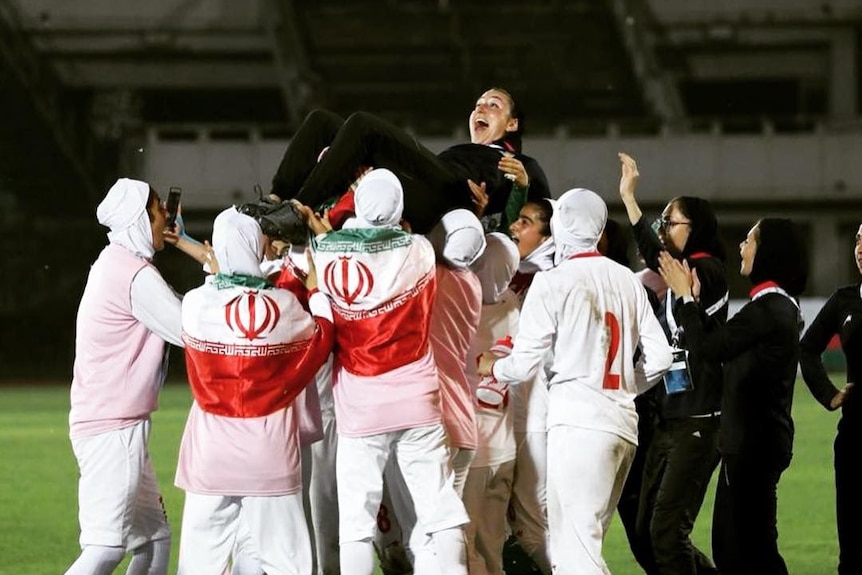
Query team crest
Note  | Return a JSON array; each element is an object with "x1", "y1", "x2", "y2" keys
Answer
[
  {"x1": 224, "y1": 290, "x2": 281, "y2": 340},
  {"x1": 323, "y1": 255, "x2": 375, "y2": 305}
]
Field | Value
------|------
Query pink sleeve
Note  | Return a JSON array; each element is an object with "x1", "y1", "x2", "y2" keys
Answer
[{"x1": 294, "y1": 379, "x2": 324, "y2": 446}]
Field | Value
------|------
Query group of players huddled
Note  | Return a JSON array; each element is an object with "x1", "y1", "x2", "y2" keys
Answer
[{"x1": 64, "y1": 88, "x2": 861, "y2": 575}]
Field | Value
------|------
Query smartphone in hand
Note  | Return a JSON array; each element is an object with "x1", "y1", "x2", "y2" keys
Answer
[{"x1": 166, "y1": 187, "x2": 182, "y2": 229}]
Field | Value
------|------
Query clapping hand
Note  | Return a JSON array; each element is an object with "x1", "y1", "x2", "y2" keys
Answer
[{"x1": 658, "y1": 251, "x2": 701, "y2": 301}]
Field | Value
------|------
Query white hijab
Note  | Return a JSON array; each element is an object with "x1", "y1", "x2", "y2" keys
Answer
[
  {"x1": 470, "y1": 232, "x2": 520, "y2": 304},
  {"x1": 518, "y1": 236, "x2": 556, "y2": 274},
  {"x1": 517, "y1": 197, "x2": 556, "y2": 273},
  {"x1": 212, "y1": 207, "x2": 265, "y2": 277},
  {"x1": 344, "y1": 168, "x2": 404, "y2": 229},
  {"x1": 427, "y1": 208, "x2": 487, "y2": 268},
  {"x1": 551, "y1": 188, "x2": 607, "y2": 265},
  {"x1": 96, "y1": 178, "x2": 154, "y2": 259}
]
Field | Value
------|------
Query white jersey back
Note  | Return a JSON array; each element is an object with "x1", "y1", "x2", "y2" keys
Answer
[{"x1": 493, "y1": 254, "x2": 672, "y2": 444}]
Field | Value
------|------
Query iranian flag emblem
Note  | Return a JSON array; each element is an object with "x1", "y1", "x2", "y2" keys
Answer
[
  {"x1": 313, "y1": 227, "x2": 437, "y2": 375},
  {"x1": 323, "y1": 256, "x2": 375, "y2": 305}
]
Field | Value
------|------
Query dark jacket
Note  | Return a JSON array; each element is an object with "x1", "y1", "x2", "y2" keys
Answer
[
  {"x1": 678, "y1": 292, "x2": 802, "y2": 457},
  {"x1": 632, "y1": 217, "x2": 727, "y2": 419},
  {"x1": 437, "y1": 142, "x2": 550, "y2": 217},
  {"x1": 800, "y1": 283, "x2": 862, "y2": 431}
]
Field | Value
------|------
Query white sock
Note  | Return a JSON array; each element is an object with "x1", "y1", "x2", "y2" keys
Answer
[
  {"x1": 126, "y1": 537, "x2": 171, "y2": 575},
  {"x1": 340, "y1": 540, "x2": 376, "y2": 575},
  {"x1": 64, "y1": 545, "x2": 126, "y2": 575}
]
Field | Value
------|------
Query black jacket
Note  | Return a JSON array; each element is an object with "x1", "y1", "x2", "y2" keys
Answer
[
  {"x1": 800, "y1": 283, "x2": 862, "y2": 431},
  {"x1": 437, "y1": 142, "x2": 550, "y2": 217},
  {"x1": 678, "y1": 292, "x2": 803, "y2": 457},
  {"x1": 632, "y1": 217, "x2": 727, "y2": 419}
]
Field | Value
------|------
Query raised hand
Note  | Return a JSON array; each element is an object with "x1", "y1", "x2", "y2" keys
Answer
[
  {"x1": 618, "y1": 152, "x2": 643, "y2": 225},
  {"x1": 618, "y1": 152, "x2": 640, "y2": 200}
]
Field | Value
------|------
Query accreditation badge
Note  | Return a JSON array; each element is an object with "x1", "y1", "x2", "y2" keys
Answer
[{"x1": 663, "y1": 348, "x2": 694, "y2": 395}]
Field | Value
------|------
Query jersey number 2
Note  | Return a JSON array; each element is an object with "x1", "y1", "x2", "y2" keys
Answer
[{"x1": 603, "y1": 312, "x2": 621, "y2": 390}]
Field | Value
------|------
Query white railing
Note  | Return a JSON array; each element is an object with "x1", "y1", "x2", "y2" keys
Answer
[{"x1": 141, "y1": 121, "x2": 862, "y2": 208}]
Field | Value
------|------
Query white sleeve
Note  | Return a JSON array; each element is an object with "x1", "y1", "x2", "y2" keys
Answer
[
  {"x1": 493, "y1": 272, "x2": 555, "y2": 386},
  {"x1": 130, "y1": 266, "x2": 184, "y2": 347},
  {"x1": 634, "y1": 283, "x2": 673, "y2": 393},
  {"x1": 308, "y1": 290, "x2": 334, "y2": 322},
  {"x1": 260, "y1": 257, "x2": 285, "y2": 278}
]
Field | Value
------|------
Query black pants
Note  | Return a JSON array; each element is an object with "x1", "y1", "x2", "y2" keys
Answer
[
  {"x1": 634, "y1": 416, "x2": 720, "y2": 575},
  {"x1": 712, "y1": 451, "x2": 791, "y2": 575},
  {"x1": 836, "y1": 420, "x2": 861, "y2": 575},
  {"x1": 271, "y1": 109, "x2": 471, "y2": 234},
  {"x1": 617, "y1": 393, "x2": 658, "y2": 572}
]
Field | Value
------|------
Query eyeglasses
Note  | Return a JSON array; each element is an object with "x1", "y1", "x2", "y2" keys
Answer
[{"x1": 656, "y1": 216, "x2": 691, "y2": 231}]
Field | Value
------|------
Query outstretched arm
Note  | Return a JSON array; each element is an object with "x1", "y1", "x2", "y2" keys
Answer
[
  {"x1": 619, "y1": 152, "x2": 643, "y2": 225},
  {"x1": 620, "y1": 152, "x2": 665, "y2": 271},
  {"x1": 163, "y1": 213, "x2": 217, "y2": 270}
]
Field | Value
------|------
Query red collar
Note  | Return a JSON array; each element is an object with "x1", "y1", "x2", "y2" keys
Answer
[
  {"x1": 688, "y1": 252, "x2": 712, "y2": 260},
  {"x1": 567, "y1": 251, "x2": 602, "y2": 260},
  {"x1": 749, "y1": 280, "x2": 780, "y2": 299}
]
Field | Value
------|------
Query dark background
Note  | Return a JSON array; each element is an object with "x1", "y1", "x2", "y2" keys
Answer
[{"x1": 1, "y1": 0, "x2": 860, "y2": 378}]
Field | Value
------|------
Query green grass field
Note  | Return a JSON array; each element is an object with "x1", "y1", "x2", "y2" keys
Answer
[{"x1": 0, "y1": 378, "x2": 842, "y2": 574}]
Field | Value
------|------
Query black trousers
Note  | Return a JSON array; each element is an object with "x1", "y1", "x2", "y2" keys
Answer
[
  {"x1": 634, "y1": 415, "x2": 720, "y2": 575},
  {"x1": 617, "y1": 393, "x2": 658, "y2": 572},
  {"x1": 271, "y1": 109, "x2": 471, "y2": 234},
  {"x1": 712, "y1": 451, "x2": 791, "y2": 575},
  {"x1": 835, "y1": 421, "x2": 861, "y2": 575}
]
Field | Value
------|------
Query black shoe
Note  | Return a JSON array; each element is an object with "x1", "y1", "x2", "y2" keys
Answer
[
  {"x1": 236, "y1": 194, "x2": 279, "y2": 220},
  {"x1": 260, "y1": 201, "x2": 309, "y2": 245},
  {"x1": 238, "y1": 198, "x2": 309, "y2": 245},
  {"x1": 503, "y1": 536, "x2": 543, "y2": 575}
]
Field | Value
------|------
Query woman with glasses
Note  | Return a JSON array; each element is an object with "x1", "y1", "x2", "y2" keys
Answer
[{"x1": 618, "y1": 153, "x2": 727, "y2": 575}]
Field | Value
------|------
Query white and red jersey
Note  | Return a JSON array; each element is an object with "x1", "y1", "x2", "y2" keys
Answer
[
  {"x1": 493, "y1": 253, "x2": 672, "y2": 444},
  {"x1": 314, "y1": 228, "x2": 436, "y2": 376},
  {"x1": 313, "y1": 227, "x2": 441, "y2": 436},
  {"x1": 176, "y1": 280, "x2": 334, "y2": 496},
  {"x1": 182, "y1": 280, "x2": 334, "y2": 418}
]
